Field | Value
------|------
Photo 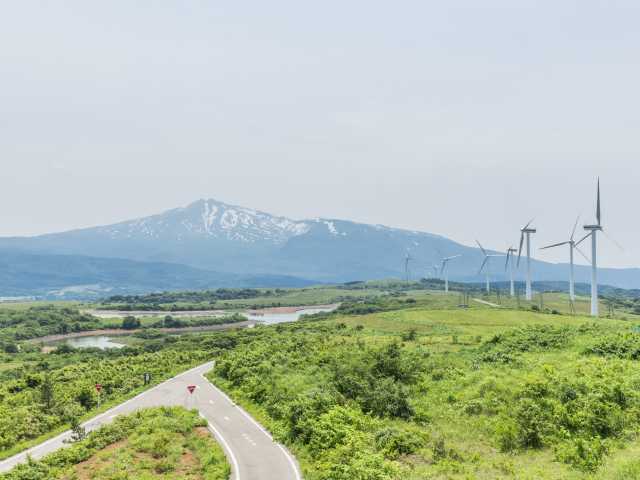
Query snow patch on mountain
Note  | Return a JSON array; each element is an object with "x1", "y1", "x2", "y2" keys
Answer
[
  {"x1": 320, "y1": 220, "x2": 347, "y2": 236},
  {"x1": 96, "y1": 198, "x2": 311, "y2": 245}
]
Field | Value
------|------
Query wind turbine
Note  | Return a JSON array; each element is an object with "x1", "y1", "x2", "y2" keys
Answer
[
  {"x1": 427, "y1": 264, "x2": 439, "y2": 279},
  {"x1": 403, "y1": 251, "x2": 412, "y2": 283},
  {"x1": 440, "y1": 255, "x2": 462, "y2": 293},
  {"x1": 432, "y1": 265, "x2": 439, "y2": 278},
  {"x1": 540, "y1": 216, "x2": 591, "y2": 302},
  {"x1": 582, "y1": 178, "x2": 603, "y2": 317},
  {"x1": 517, "y1": 219, "x2": 537, "y2": 301},
  {"x1": 477, "y1": 241, "x2": 504, "y2": 293},
  {"x1": 504, "y1": 246, "x2": 518, "y2": 296}
]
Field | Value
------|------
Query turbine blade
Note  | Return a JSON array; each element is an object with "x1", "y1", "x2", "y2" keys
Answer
[
  {"x1": 522, "y1": 218, "x2": 535, "y2": 231},
  {"x1": 475, "y1": 240, "x2": 487, "y2": 256},
  {"x1": 479, "y1": 256, "x2": 489, "y2": 274},
  {"x1": 574, "y1": 244, "x2": 591, "y2": 264},
  {"x1": 445, "y1": 254, "x2": 462, "y2": 261},
  {"x1": 596, "y1": 177, "x2": 601, "y2": 226},
  {"x1": 575, "y1": 232, "x2": 592, "y2": 247},
  {"x1": 540, "y1": 241, "x2": 570, "y2": 250},
  {"x1": 504, "y1": 250, "x2": 510, "y2": 271},
  {"x1": 570, "y1": 215, "x2": 580, "y2": 241},
  {"x1": 517, "y1": 233, "x2": 524, "y2": 267},
  {"x1": 602, "y1": 229, "x2": 624, "y2": 252}
]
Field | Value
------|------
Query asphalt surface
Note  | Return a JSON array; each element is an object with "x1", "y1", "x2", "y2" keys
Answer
[{"x1": 0, "y1": 362, "x2": 301, "y2": 480}]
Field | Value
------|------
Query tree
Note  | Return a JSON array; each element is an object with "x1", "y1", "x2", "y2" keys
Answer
[
  {"x1": 122, "y1": 316, "x2": 141, "y2": 330},
  {"x1": 68, "y1": 417, "x2": 86, "y2": 442},
  {"x1": 41, "y1": 374, "x2": 55, "y2": 409},
  {"x1": 3, "y1": 342, "x2": 19, "y2": 354}
]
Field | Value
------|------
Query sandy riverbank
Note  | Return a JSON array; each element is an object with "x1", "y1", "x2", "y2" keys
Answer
[{"x1": 247, "y1": 304, "x2": 339, "y2": 314}]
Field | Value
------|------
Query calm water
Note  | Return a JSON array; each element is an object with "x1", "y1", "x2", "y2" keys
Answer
[
  {"x1": 50, "y1": 307, "x2": 337, "y2": 349},
  {"x1": 246, "y1": 306, "x2": 336, "y2": 325},
  {"x1": 63, "y1": 336, "x2": 125, "y2": 350}
]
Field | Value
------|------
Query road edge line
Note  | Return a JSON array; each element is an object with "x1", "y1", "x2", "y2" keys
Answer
[
  {"x1": 203, "y1": 416, "x2": 240, "y2": 480},
  {"x1": 200, "y1": 372, "x2": 303, "y2": 480}
]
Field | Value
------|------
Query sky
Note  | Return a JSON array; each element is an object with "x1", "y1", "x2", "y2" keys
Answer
[{"x1": 2, "y1": 1, "x2": 640, "y2": 268}]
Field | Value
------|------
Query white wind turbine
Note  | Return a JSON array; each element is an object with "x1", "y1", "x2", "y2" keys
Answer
[
  {"x1": 539, "y1": 216, "x2": 591, "y2": 302},
  {"x1": 403, "y1": 251, "x2": 412, "y2": 283},
  {"x1": 582, "y1": 178, "x2": 605, "y2": 317},
  {"x1": 517, "y1": 219, "x2": 537, "y2": 301},
  {"x1": 504, "y1": 246, "x2": 518, "y2": 296},
  {"x1": 477, "y1": 241, "x2": 504, "y2": 293},
  {"x1": 432, "y1": 265, "x2": 439, "y2": 278},
  {"x1": 440, "y1": 254, "x2": 462, "y2": 293}
]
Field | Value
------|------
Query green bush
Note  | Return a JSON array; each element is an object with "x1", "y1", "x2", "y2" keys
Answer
[{"x1": 375, "y1": 427, "x2": 424, "y2": 459}]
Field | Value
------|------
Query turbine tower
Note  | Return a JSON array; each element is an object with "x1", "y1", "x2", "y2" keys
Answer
[
  {"x1": 583, "y1": 179, "x2": 603, "y2": 317},
  {"x1": 477, "y1": 241, "x2": 504, "y2": 293},
  {"x1": 440, "y1": 255, "x2": 462, "y2": 293},
  {"x1": 505, "y1": 247, "x2": 518, "y2": 296},
  {"x1": 540, "y1": 216, "x2": 590, "y2": 302},
  {"x1": 517, "y1": 219, "x2": 537, "y2": 301},
  {"x1": 404, "y1": 251, "x2": 412, "y2": 283}
]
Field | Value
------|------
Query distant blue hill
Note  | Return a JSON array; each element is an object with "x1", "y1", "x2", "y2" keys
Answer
[
  {"x1": 0, "y1": 198, "x2": 639, "y2": 294},
  {"x1": 0, "y1": 249, "x2": 314, "y2": 299}
]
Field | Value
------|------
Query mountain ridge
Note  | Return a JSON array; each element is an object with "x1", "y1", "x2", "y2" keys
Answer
[{"x1": 1, "y1": 197, "x2": 639, "y2": 291}]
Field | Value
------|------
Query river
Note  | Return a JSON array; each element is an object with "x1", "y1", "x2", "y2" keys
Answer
[{"x1": 45, "y1": 305, "x2": 337, "y2": 350}]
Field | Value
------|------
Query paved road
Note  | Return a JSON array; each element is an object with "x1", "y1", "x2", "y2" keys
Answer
[
  {"x1": 0, "y1": 363, "x2": 301, "y2": 480},
  {"x1": 473, "y1": 298, "x2": 502, "y2": 308}
]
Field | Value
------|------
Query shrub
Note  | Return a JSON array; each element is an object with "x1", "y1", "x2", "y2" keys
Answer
[
  {"x1": 122, "y1": 316, "x2": 141, "y2": 330},
  {"x1": 375, "y1": 427, "x2": 424, "y2": 459},
  {"x1": 554, "y1": 437, "x2": 609, "y2": 472}
]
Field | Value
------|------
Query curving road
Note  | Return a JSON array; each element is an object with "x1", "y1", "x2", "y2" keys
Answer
[{"x1": 0, "y1": 362, "x2": 301, "y2": 480}]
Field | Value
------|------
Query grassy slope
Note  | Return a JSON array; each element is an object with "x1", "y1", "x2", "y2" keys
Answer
[
  {"x1": 329, "y1": 308, "x2": 631, "y2": 479},
  {"x1": 1, "y1": 407, "x2": 230, "y2": 480},
  {"x1": 208, "y1": 300, "x2": 640, "y2": 479},
  {"x1": 0, "y1": 348, "x2": 209, "y2": 460}
]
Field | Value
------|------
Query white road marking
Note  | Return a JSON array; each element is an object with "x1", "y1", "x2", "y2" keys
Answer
[
  {"x1": 200, "y1": 373, "x2": 303, "y2": 480},
  {"x1": 205, "y1": 418, "x2": 240, "y2": 480},
  {"x1": 241, "y1": 433, "x2": 257, "y2": 446}
]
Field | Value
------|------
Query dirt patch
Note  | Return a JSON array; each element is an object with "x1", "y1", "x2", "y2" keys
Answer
[
  {"x1": 71, "y1": 439, "x2": 127, "y2": 480},
  {"x1": 194, "y1": 426, "x2": 211, "y2": 438},
  {"x1": 249, "y1": 304, "x2": 339, "y2": 314}
]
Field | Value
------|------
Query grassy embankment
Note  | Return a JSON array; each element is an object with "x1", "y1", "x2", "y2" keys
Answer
[{"x1": 1, "y1": 407, "x2": 230, "y2": 480}]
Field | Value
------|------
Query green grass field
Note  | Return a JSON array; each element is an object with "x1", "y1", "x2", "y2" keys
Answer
[
  {"x1": 208, "y1": 297, "x2": 640, "y2": 479},
  {"x1": 4, "y1": 286, "x2": 640, "y2": 479}
]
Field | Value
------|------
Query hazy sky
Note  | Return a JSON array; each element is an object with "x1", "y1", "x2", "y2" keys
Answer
[{"x1": 2, "y1": 1, "x2": 640, "y2": 268}]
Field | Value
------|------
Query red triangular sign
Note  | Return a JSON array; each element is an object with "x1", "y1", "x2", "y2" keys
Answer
[
  {"x1": 95, "y1": 384, "x2": 102, "y2": 392},
  {"x1": 187, "y1": 385, "x2": 196, "y2": 394}
]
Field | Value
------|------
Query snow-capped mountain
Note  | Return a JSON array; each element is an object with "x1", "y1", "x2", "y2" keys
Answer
[
  {"x1": 96, "y1": 199, "x2": 312, "y2": 245},
  {"x1": 1, "y1": 198, "x2": 640, "y2": 289}
]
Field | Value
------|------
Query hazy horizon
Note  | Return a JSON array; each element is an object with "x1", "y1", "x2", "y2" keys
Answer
[{"x1": 3, "y1": 2, "x2": 640, "y2": 268}]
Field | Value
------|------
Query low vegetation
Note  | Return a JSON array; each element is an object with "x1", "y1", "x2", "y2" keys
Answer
[
  {"x1": 4, "y1": 286, "x2": 640, "y2": 478},
  {"x1": 1, "y1": 407, "x2": 230, "y2": 480},
  {"x1": 208, "y1": 307, "x2": 640, "y2": 479},
  {"x1": 0, "y1": 306, "x2": 100, "y2": 344},
  {"x1": 0, "y1": 344, "x2": 208, "y2": 456}
]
